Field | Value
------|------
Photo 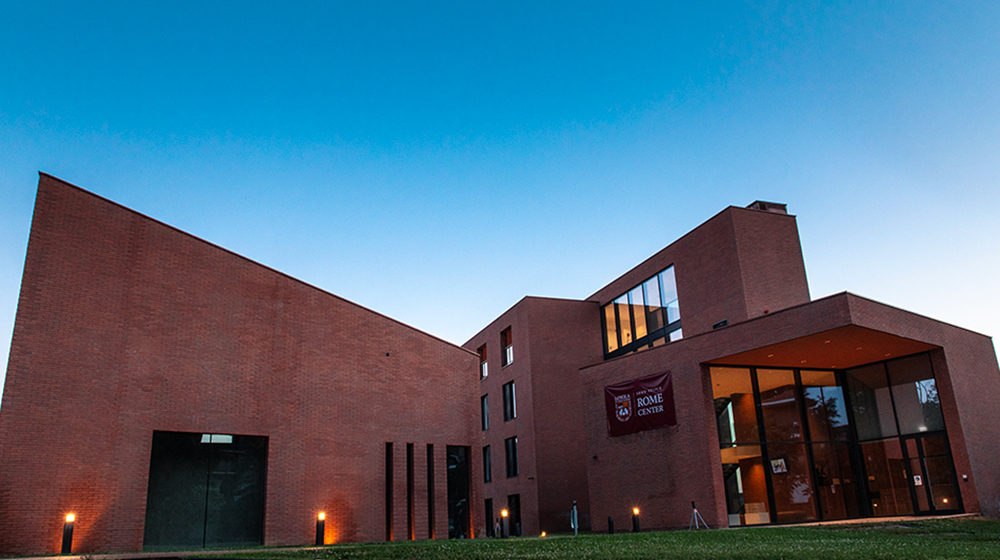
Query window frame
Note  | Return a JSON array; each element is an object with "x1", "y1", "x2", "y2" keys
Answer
[
  {"x1": 481, "y1": 394, "x2": 489, "y2": 431},
  {"x1": 504, "y1": 436, "x2": 518, "y2": 478},
  {"x1": 502, "y1": 381, "x2": 516, "y2": 421}
]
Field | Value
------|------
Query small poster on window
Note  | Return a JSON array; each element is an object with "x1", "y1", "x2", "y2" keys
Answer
[{"x1": 770, "y1": 458, "x2": 788, "y2": 474}]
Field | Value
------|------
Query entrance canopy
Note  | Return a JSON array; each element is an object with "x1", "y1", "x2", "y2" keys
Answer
[{"x1": 706, "y1": 325, "x2": 938, "y2": 370}]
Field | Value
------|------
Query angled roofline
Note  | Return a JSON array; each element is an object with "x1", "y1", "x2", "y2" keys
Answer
[{"x1": 37, "y1": 172, "x2": 478, "y2": 357}]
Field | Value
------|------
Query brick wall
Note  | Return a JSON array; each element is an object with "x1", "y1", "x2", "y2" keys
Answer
[
  {"x1": 580, "y1": 293, "x2": 1000, "y2": 530},
  {"x1": 587, "y1": 206, "x2": 810, "y2": 338},
  {"x1": 0, "y1": 174, "x2": 479, "y2": 555}
]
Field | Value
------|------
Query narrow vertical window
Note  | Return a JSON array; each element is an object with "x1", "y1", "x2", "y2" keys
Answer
[
  {"x1": 406, "y1": 443, "x2": 415, "y2": 541},
  {"x1": 643, "y1": 276, "x2": 663, "y2": 332},
  {"x1": 385, "y1": 442, "x2": 393, "y2": 541},
  {"x1": 501, "y1": 327, "x2": 513, "y2": 366},
  {"x1": 505, "y1": 436, "x2": 518, "y2": 478},
  {"x1": 615, "y1": 295, "x2": 633, "y2": 345},
  {"x1": 446, "y1": 446, "x2": 471, "y2": 539},
  {"x1": 481, "y1": 395, "x2": 489, "y2": 431},
  {"x1": 503, "y1": 382, "x2": 516, "y2": 421},
  {"x1": 629, "y1": 286, "x2": 647, "y2": 339},
  {"x1": 603, "y1": 304, "x2": 619, "y2": 353},
  {"x1": 483, "y1": 445, "x2": 492, "y2": 483},
  {"x1": 661, "y1": 266, "x2": 680, "y2": 324},
  {"x1": 426, "y1": 444, "x2": 435, "y2": 539},
  {"x1": 485, "y1": 498, "x2": 494, "y2": 537},
  {"x1": 478, "y1": 345, "x2": 488, "y2": 379}
]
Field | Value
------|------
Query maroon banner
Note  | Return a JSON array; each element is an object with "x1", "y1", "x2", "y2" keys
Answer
[{"x1": 604, "y1": 371, "x2": 676, "y2": 436}]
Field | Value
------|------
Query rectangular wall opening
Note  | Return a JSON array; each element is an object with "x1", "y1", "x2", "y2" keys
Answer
[
  {"x1": 143, "y1": 431, "x2": 267, "y2": 551},
  {"x1": 446, "y1": 446, "x2": 471, "y2": 539}
]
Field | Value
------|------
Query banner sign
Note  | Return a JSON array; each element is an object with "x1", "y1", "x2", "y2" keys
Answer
[{"x1": 604, "y1": 371, "x2": 676, "y2": 436}]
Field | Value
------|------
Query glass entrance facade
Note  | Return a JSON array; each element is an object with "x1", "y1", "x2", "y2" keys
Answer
[{"x1": 711, "y1": 352, "x2": 960, "y2": 526}]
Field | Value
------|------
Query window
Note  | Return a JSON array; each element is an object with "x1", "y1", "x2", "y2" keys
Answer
[
  {"x1": 481, "y1": 395, "x2": 489, "y2": 431},
  {"x1": 601, "y1": 265, "x2": 681, "y2": 359},
  {"x1": 478, "y1": 345, "x2": 488, "y2": 380},
  {"x1": 503, "y1": 381, "x2": 516, "y2": 421},
  {"x1": 501, "y1": 327, "x2": 513, "y2": 366},
  {"x1": 710, "y1": 355, "x2": 958, "y2": 526},
  {"x1": 505, "y1": 436, "x2": 518, "y2": 478},
  {"x1": 506, "y1": 494, "x2": 522, "y2": 537},
  {"x1": 485, "y1": 498, "x2": 494, "y2": 537},
  {"x1": 483, "y1": 446, "x2": 492, "y2": 483}
]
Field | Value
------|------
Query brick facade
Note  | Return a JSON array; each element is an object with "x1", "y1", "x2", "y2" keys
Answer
[
  {"x1": 3, "y1": 178, "x2": 998, "y2": 554},
  {"x1": 0, "y1": 174, "x2": 479, "y2": 555},
  {"x1": 463, "y1": 296, "x2": 602, "y2": 536}
]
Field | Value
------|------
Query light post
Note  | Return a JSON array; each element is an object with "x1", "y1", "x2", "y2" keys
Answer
[
  {"x1": 632, "y1": 507, "x2": 640, "y2": 533},
  {"x1": 501, "y1": 508, "x2": 509, "y2": 538},
  {"x1": 62, "y1": 514, "x2": 75, "y2": 554},
  {"x1": 316, "y1": 512, "x2": 326, "y2": 545}
]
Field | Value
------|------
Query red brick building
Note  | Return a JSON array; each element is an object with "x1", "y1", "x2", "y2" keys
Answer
[
  {"x1": 468, "y1": 200, "x2": 1000, "y2": 534},
  {"x1": 0, "y1": 174, "x2": 480, "y2": 555},
  {"x1": 3, "y1": 175, "x2": 999, "y2": 555}
]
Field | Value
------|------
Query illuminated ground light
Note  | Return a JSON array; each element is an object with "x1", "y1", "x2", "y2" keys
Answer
[
  {"x1": 62, "y1": 514, "x2": 75, "y2": 554},
  {"x1": 315, "y1": 512, "x2": 326, "y2": 545},
  {"x1": 540, "y1": 531, "x2": 546, "y2": 537}
]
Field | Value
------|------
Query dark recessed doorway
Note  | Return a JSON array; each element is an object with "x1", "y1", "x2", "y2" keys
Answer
[{"x1": 143, "y1": 431, "x2": 268, "y2": 550}]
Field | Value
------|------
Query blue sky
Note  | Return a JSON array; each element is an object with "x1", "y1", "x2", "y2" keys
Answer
[{"x1": 2, "y1": 1, "x2": 999, "y2": 391}]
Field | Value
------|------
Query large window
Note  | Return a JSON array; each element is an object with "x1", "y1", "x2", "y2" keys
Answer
[
  {"x1": 601, "y1": 266, "x2": 681, "y2": 359},
  {"x1": 503, "y1": 381, "x2": 516, "y2": 421},
  {"x1": 505, "y1": 436, "x2": 518, "y2": 478},
  {"x1": 712, "y1": 353, "x2": 959, "y2": 528},
  {"x1": 501, "y1": 328, "x2": 513, "y2": 367}
]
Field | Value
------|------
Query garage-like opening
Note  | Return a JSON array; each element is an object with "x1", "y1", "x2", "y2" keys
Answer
[{"x1": 143, "y1": 431, "x2": 267, "y2": 550}]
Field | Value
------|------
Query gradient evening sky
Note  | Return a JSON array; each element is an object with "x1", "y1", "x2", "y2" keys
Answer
[{"x1": 2, "y1": 1, "x2": 999, "y2": 392}]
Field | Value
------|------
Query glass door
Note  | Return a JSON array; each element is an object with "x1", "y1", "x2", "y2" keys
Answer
[{"x1": 902, "y1": 434, "x2": 961, "y2": 514}]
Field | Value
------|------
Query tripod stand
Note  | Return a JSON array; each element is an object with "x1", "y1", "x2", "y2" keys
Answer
[{"x1": 688, "y1": 501, "x2": 709, "y2": 530}]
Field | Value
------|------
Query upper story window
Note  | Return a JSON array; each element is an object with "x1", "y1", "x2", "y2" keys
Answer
[
  {"x1": 481, "y1": 394, "x2": 489, "y2": 431},
  {"x1": 500, "y1": 327, "x2": 513, "y2": 367},
  {"x1": 483, "y1": 445, "x2": 492, "y2": 483},
  {"x1": 601, "y1": 265, "x2": 681, "y2": 359},
  {"x1": 505, "y1": 436, "x2": 518, "y2": 478},
  {"x1": 503, "y1": 381, "x2": 516, "y2": 421},
  {"x1": 478, "y1": 345, "x2": 488, "y2": 380}
]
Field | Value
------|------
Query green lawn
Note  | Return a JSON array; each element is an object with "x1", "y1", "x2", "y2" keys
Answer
[{"x1": 203, "y1": 517, "x2": 1000, "y2": 560}]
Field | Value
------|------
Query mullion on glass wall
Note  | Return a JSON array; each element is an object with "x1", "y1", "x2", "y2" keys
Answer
[
  {"x1": 750, "y1": 368, "x2": 778, "y2": 522},
  {"x1": 882, "y1": 362, "x2": 904, "y2": 437},
  {"x1": 793, "y1": 369, "x2": 825, "y2": 520},
  {"x1": 836, "y1": 369, "x2": 874, "y2": 517}
]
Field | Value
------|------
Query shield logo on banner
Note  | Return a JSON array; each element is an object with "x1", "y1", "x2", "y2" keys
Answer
[{"x1": 615, "y1": 395, "x2": 632, "y2": 422}]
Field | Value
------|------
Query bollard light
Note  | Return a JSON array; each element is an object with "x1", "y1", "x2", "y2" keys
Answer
[
  {"x1": 501, "y1": 509, "x2": 509, "y2": 539},
  {"x1": 540, "y1": 531, "x2": 546, "y2": 538},
  {"x1": 62, "y1": 513, "x2": 75, "y2": 554},
  {"x1": 632, "y1": 507, "x2": 640, "y2": 533},
  {"x1": 315, "y1": 512, "x2": 326, "y2": 545}
]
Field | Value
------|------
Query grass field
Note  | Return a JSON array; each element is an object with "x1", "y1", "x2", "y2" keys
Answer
[{"x1": 203, "y1": 517, "x2": 1000, "y2": 560}]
